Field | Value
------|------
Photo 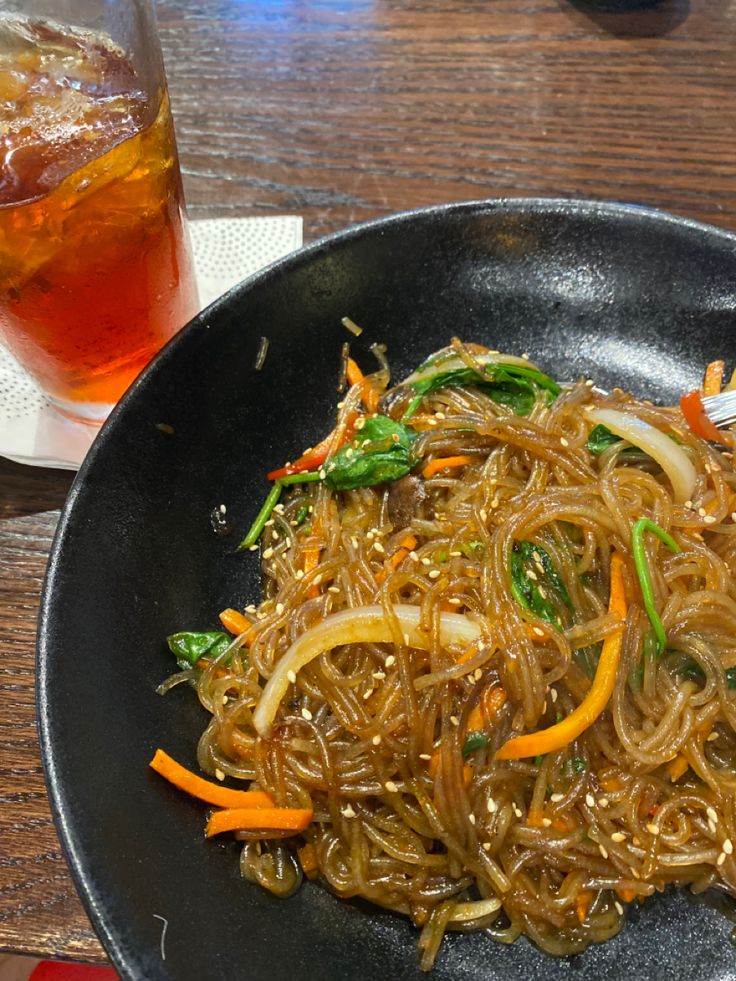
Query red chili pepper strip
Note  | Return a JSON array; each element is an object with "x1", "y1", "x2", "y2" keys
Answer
[
  {"x1": 679, "y1": 390, "x2": 724, "y2": 444},
  {"x1": 267, "y1": 413, "x2": 360, "y2": 481}
]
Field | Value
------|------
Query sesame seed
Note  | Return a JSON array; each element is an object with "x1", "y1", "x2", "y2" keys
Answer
[
  {"x1": 732, "y1": 512, "x2": 736, "y2": 522},
  {"x1": 428, "y1": 569, "x2": 441, "y2": 579},
  {"x1": 351, "y1": 537, "x2": 359, "y2": 549},
  {"x1": 276, "y1": 603, "x2": 284, "y2": 615},
  {"x1": 362, "y1": 688, "x2": 374, "y2": 700},
  {"x1": 707, "y1": 807, "x2": 719, "y2": 824},
  {"x1": 704, "y1": 515, "x2": 717, "y2": 525},
  {"x1": 215, "y1": 768, "x2": 225, "y2": 782},
  {"x1": 264, "y1": 519, "x2": 274, "y2": 527},
  {"x1": 419, "y1": 753, "x2": 432, "y2": 761},
  {"x1": 222, "y1": 695, "x2": 228, "y2": 705},
  {"x1": 615, "y1": 901, "x2": 624, "y2": 915},
  {"x1": 709, "y1": 819, "x2": 718, "y2": 835},
  {"x1": 248, "y1": 544, "x2": 258, "y2": 552},
  {"x1": 550, "y1": 793, "x2": 564, "y2": 803},
  {"x1": 646, "y1": 823, "x2": 659, "y2": 836},
  {"x1": 473, "y1": 668, "x2": 483, "y2": 681},
  {"x1": 633, "y1": 837, "x2": 641, "y2": 847},
  {"x1": 537, "y1": 585, "x2": 547, "y2": 599},
  {"x1": 513, "y1": 806, "x2": 523, "y2": 818},
  {"x1": 301, "y1": 708, "x2": 313, "y2": 721},
  {"x1": 532, "y1": 551, "x2": 542, "y2": 563},
  {"x1": 373, "y1": 670, "x2": 386, "y2": 680},
  {"x1": 295, "y1": 569, "x2": 305, "y2": 579},
  {"x1": 527, "y1": 569, "x2": 538, "y2": 581},
  {"x1": 480, "y1": 509, "x2": 488, "y2": 522},
  {"x1": 560, "y1": 437, "x2": 569, "y2": 447},
  {"x1": 341, "y1": 804, "x2": 356, "y2": 818},
  {"x1": 262, "y1": 547, "x2": 274, "y2": 560},
  {"x1": 328, "y1": 585, "x2": 341, "y2": 594},
  {"x1": 408, "y1": 551, "x2": 419, "y2": 561},
  {"x1": 549, "y1": 687, "x2": 558, "y2": 702},
  {"x1": 449, "y1": 551, "x2": 462, "y2": 557},
  {"x1": 487, "y1": 797, "x2": 497, "y2": 813},
  {"x1": 318, "y1": 469, "x2": 326, "y2": 480},
  {"x1": 373, "y1": 541, "x2": 385, "y2": 554},
  {"x1": 542, "y1": 817, "x2": 552, "y2": 827},
  {"x1": 448, "y1": 597, "x2": 463, "y2": 606},
  {"x1": 372, "y1": 734, "x2": 382, "y2": 745},
  {"x1": 708, "y1": 732, "x2": 719, "y2": 741},
  {"x1": 598, "y1": 797, "x2": 609, "y2": 808},
  {"x1": 313, "y1": 574, "x2": 322, "y2": 585},
  {"x1": 724, "y1": 838, "x2": 733, "y2": 855},
  {"x1": 366, "y1": 530, "x2": 375, "y2": 540},
  {"x1": 684, "y1": 500, "x2": 693, "y2": 509},
  {"x1": 403, "y1": 633, "x2": 410, "y2": 646},
  {"x1": 421, "y1": 557, "x2": 432, "y2": 566},
  {"x1": 274, "y1": 504, "x2": 285, "y2": 514},
  {"x1": 717, "y1": 851, "x2": 727, "y2": 866},
  {"x1": 611, "y1": 832, "x2": 626, "y2": 843},
  {"x1": 435, "y1": 411, "x2": 446, "y2": 420},
  {"x1": 385, "y1": 655, "x2": 396, "y2": 667},
  {"x1": 450, "y1": 716, "x2": 460, "y2": 727},
  {"x1": 490, "y1": 498, "x2": 500, "y2": 509},
  {"x1": 599, "y1": 844, "x2": 609, "y2": 859},
  {"x1": 698, "y1": 507, "x2": 707, "y2": 517},
  {"x1": 585, "y1": 379, "x2": 594, "y2": 387},
  {"x1": 522, "y1": 353, "x2": 530, "y2": 360},
  {"x1": 385, "y1": 781, "x2": 399, "y2": 793},
  {"x1": 482, "y1": 842, "x2": 492, "y2": 851},
  {"x1": 469, "y1": 814, "x2": 476, "y2": 825},
  {"x1": 355, "y1": 417, "x2": 365, "y2": 430},
  {"x1": 245, "y1": 605, "x2": 257, "y2": 613},
  {"x1": 585, "y1": 793, "x2": 595, "y2": 808},
  {"x1": 287, "y1": 670, "x2": 297, "y2": 684}
]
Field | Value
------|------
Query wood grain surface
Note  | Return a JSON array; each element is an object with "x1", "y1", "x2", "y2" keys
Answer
[{"x1": 2, "y1": 0, "x2": 736, "y2": 964}]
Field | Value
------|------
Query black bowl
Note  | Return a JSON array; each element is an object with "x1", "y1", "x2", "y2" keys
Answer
[{"x1": 38, "y1": 199, "x2": 736, "y2": 981}]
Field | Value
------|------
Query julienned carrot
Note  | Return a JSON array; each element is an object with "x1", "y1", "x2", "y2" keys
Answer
[
  {"x1": 149, "y1": 749, "x2": 274, "y2": 809},
  {"x1": 205, "y1": 806, "x2": 313, "y2": 837},
  {"x1": 496, "y1": 552, "x2": 627, "y2": 760},
  {"x1": 703, "y1": 360, "x2": 725, "y2": 397},
  {"x1": 219, "y1": 608, "x2": 252, "y2": 637},
  {"x1": 375, "y1": 534, "x2": 418, "y2": 584},
  {"x1": 267, "y1": 412, "x2": 360, "y2": 481},
  {"x1": 297, "y1": 841, "x2": 319, "y2": 877},
  {"x1": 346, "y1": 357, "x2": 364, "y2": 387},
  {"x1": 422, "y1": 455, "x2": 474, "y2": 480},
  {"x1": 576, "y1": 890, "x2": 594, "y2": 924},
  {"x1": 615, "y1": 887, "x2": 637, "y2": 904},
  {"x1": 666, "y1": 753, "x2": 689, "y2": 782}
]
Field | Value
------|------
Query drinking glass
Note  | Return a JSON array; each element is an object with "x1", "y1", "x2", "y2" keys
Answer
[{"x1": 0, "y1": 0, "x2": 199, "y2": 422}]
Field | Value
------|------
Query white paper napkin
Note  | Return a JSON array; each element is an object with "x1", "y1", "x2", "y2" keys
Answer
[{"x1": 0, "y1": 215, "x2": 303, "y2": 470}]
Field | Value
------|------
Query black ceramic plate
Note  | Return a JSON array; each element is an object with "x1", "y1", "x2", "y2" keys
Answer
[{"x1": 39, "y1": 199, "x2": 736, "y2": 981}]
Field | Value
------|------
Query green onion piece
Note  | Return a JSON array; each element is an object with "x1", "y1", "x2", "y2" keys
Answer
[
  {"x1": 295, "y1": 503, "x2": 310, "y2": 526},
  {"x1": 462, "y1": 731, "x2": 490, "y2": 757},
  {"x1": 238, "y1": 472, "x2": 322, "y2": 550},
  {"x1": 631, "y1": 518, "x2": 681, "y2": 656}
]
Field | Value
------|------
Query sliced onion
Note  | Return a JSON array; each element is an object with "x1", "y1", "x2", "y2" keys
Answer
[
  {"x1": 253, "y1": 604, "x2": 482, "y2": 737},
  {"x1": 405, "y1": 348, "x2": 538, "y2": 384},
  {"x1": 587, "y1": 407, "x2": 697, "y2": 505},
  {"x1": 449, "y1": 897, "x2": 502, "y2": 922}
]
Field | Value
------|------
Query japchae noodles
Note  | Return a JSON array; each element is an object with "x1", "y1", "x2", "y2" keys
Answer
[{"x1": 154, "y1": 339, "x2": 736, "y2": 968}]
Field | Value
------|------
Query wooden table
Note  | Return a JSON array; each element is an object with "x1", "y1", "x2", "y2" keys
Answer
[{"x1": 2, "y1": 0, "x2": 735, "y2": 964}]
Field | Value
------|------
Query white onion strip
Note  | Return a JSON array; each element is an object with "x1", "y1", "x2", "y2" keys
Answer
[
  {"x1": 405, "y1": 350, "x2": 537, "y2": 384},
  {"x1": 587, "y1": 407, "x2": 697, "y2": 505},
  {"x1": 448, "y1": 897, "x2": 502, "y2": 922},
  {"x1": 253, "y1": 604, "x2": 482, "y2": 737}
]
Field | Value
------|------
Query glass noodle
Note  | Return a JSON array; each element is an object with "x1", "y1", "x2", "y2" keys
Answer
[{"x1": 160, "y1": 338, "x2": 736, "y2": 969}]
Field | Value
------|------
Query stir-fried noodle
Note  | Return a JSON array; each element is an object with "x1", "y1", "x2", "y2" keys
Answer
[{"x1": 156, "y1": 340, "x2": 736, "y2": 967}]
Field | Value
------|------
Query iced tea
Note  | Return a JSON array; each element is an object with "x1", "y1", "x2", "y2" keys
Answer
[{"x1": 0, "y1": 18, "x2": 198, "y2": 420}]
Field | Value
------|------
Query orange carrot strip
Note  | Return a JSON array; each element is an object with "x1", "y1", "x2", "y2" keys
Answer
[
  {"x1": 346, "y1": 357, "x2": 365, "y2": 387},
  {"x1": 206, "y1": 806, "x2": 313, "y2": 837},
  {"x1": 527, "y1": 808, "x2": 545, "y2": 828},
  {"x1": 496, "y1": 553, "x2": 626, "y2": 760},
  {"x1": 576, "y1": 890, "x2": 594, "y2": 924},
  {"x1": 703, "y1": 360, "x2": 725, "y2": 397},
  {"x1": 422, "y1": 455, "x2": 474, "y2": 480},
  {"x1": 666, "y1": 754, "x2": 689, "y2": 782},
  {"x1": 303, "y1": 545, "x2": 321, "y2": 599},
  {"x1": 615, "y1": 887, "x2": 637, "y2": 904},
  {"x1": 375, "y1": 534, "x2": 418, "y2": 584},
  {"x1": 598, "y1": 776, "x2": 624, "y2": 794},
  {"x1": 219, "y1": 608, "x2": 251, "y2": 636},
  {"x1": 149, "y1": 749, "x2": 274, "y2": 809},
  {"x1": 297, "y1": 842, "x2": 319, "y2": 877}
]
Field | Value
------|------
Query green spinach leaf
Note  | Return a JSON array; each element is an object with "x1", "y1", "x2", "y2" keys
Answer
[
  {"x1": 322, "y1": 415, "x2": 416, "y2": 491},
  {"x1": 166, "y1": 630, "x2": 232, "y2": 669},
  {"x1": 509, "y1": 541, "x2": 573, "y2": 629}
]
